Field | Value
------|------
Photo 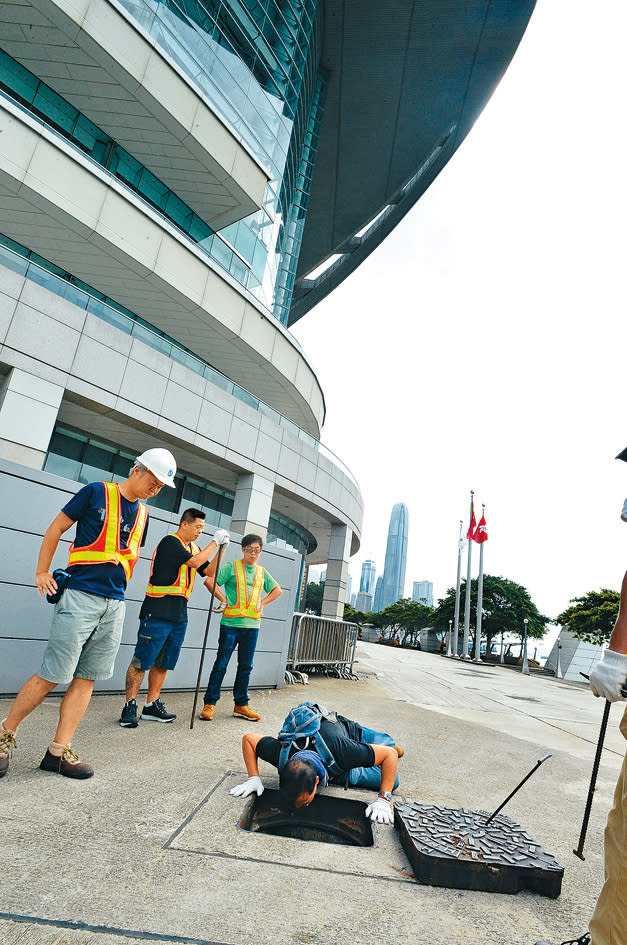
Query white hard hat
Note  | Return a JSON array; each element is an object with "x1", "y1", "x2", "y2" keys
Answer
[{"x1": 136, "y1": 448, "x2": 177, "y2": 487}]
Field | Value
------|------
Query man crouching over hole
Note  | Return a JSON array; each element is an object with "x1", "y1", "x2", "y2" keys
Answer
[{"x1": 228, "y1": 702, "x2": 404, "y2": 825}]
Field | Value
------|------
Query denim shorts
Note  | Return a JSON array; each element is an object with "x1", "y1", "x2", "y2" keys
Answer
[
  {"x1": 131, "y1": 615, "x2": 188, "y2": 671},
  {"x1": 39, "y1": 588, "x2": 126, "y2": 684}
]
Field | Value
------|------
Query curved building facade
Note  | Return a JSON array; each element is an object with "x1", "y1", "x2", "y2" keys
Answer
[{"x1": 0, "y1": 1, "x2": 535, "y2": 677}]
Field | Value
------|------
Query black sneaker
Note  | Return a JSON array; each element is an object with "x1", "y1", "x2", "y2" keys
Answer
[
  {"x1": 141, "y1": 699, "x2": 176, "y2": 723},
  {"x1": 120, "y1": 699, "x2": 139, "y2": 728}
]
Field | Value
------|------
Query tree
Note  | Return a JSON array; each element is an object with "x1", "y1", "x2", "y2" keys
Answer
[
  {"x1": 343, "y1": 603, "x2": 371, "y2": 624},
  {"x1": 431, "y1": 575, "x2": 549, "y2": 655},
  {"x1": 556, "y1": 589, "x2": 619, "y2": 646},
  {"x1": 303, "y1": 581, "x2": 324, "y2": 615},
  {"x1": 372, "y1": 598, "x2": 434, "y2": 646}
]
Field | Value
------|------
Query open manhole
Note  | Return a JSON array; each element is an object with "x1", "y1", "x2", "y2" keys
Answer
[{"x1": 239, "y1": 789, "x2": 375, "y2": 847}]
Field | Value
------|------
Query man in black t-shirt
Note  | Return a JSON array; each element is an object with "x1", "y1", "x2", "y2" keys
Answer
[
  {"x1": 230, "y1": 710, "x2": 404, "y2": 825},
  {"x1": 119, "y1": 509, "x2": 229, "y2": 727}
]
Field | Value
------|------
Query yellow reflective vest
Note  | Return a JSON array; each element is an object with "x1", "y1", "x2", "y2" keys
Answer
[
  {"x1": 145, "y1": 535, "x2": 200, "y2": 599},
  {"x1": 67, "y1": 482, "x2": 147, "y2": 581},
  {"x1": 223, "y1": 559, "x2": 265, "y2": 620}
]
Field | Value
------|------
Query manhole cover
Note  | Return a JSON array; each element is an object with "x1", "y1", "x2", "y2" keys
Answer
[
  {"x1": 395, "y1": 802, "x2": 564, "y2": 897},
  {"x1": 240, "y1": 789, "x2": 375, "y2": 847}
]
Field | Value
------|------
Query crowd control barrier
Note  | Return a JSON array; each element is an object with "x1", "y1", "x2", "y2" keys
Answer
[{"x1": 286, "y1": 612, "x2": 359, "y2": 677}]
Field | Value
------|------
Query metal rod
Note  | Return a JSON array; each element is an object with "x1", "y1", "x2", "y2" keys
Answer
[
  {"x1": 484, "y1": 753, "x2": 552, "y2": 824},
  {"x1": 573, "y1": 698, "x2": 611, "y2": 860},
  {"x1": 190, "y1": 542, "x2": 225, "y2": 730},
  {"x1": 452, "y1": 520, "x2": 463, "y2": 657}
]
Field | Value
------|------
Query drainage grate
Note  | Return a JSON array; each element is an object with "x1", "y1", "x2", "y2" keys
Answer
[
  {"x1": 395, "y1": 802, "x2": 564, "y2": 897},
  {"x1": 239, "y1": 789, "x2": 375, "y2": 847}
]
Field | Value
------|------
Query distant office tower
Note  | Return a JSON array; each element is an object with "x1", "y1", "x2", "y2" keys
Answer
[
  {"x1": 360, "y1": 560, "x2": 377, "y2": 596},
  {"x1": 413, "y1": 581, "x2": 434, "y2": 608},
  {"x1": 355, "y1": 591, "x2": 373, "y2": 612},
  {"x1": 373, "y1": 576, "x2": 384, "y2": 612},
  {"x1": 345, "y1": 573, "x2": 352, "y2": 604},
  {"x1": 350, "y1": 593, "x2": 358, "y2": 608},
  {"x1": 380, "y1": 503, "x2": 409, "y2": 610}
]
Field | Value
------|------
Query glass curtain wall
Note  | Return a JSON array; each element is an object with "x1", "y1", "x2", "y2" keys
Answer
[{"x1": 113, "y1": 0, "x2": 324, "y2": 323}]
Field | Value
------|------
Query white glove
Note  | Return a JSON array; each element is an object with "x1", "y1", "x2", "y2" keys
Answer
[
  {"x1": 589, "y1": 649, "x2": 627, "y2": 702},
  {"x1": 213, "y1": 528, "x2": 230, "y2": 546},
  {"x1": 212, "y1": 600, "x2": 226, "y2": 613},
  {"x1": 229, "y1": 776, "x2": 264, "y2": 798},
  {"x1": 365, "y1": 796, "x2": 394, "y2": 825}
]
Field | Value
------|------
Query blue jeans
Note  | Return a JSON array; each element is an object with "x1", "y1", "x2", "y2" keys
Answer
[
  {"x1": 204, "y1": 625, "x2": 259, "y2": 706},
  {"x1": 131, "y1": 615, "x2": 187, "y2": 671},
  {"x1": 346, "y1": 723, "x2": 400, "y2": 791}
]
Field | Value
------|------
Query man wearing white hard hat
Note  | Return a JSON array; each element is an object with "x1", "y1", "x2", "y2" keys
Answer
[{"x1": 0, "y1": 447, "x2": 176, "y2": 781}]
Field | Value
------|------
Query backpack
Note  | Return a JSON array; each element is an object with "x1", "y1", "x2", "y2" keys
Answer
[{"x1": 277, "y1": 702, "x2": 344, "y2": 780}]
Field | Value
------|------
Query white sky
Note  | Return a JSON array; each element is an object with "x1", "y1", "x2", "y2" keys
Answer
[{"x1": 292, "y1": 0, "x2": 627, "y2": 623}]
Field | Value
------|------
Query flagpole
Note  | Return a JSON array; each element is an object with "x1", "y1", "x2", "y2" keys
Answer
[
  {"x1": 461, "y1": 490, "x2": 474, "y2": 660},
  {"x1": 451, "y1": 519, "x2": 463, "y2": 658},
  {"x1": 473, "y1": 503, "x2": 485, "y2": 663}
]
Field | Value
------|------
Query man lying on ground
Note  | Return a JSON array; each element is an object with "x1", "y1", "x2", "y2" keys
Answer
[{"x1": 228, "y1": 701, "x2": 404, "y2": 824}]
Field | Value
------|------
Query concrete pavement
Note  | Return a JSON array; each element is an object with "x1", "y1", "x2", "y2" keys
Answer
[{"x1": 1, "y1": 642, "x2": 624, "y2": 945}]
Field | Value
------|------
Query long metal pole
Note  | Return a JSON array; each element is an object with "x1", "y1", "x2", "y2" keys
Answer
[
  {"x1": 485, "y1": 754, "x2": 552, "y2": 824},
  {"x1": 521, "y1": 617, "x2": 529, "y2": 675},
  {"x1": 573, "y1": 699, "x2": 612, "y2": 860},
  {"x1": 190, "y1": 542, "x2": 225, "y2": 729},
  {"x1": 461, "y1": 491, "x2": 474, "y2": 660},
  {"x1": 452, "y1": 520, "x2": 463, "y2": 657},
  {"x1": 473, "y1": 535, "x2": 484, "y2": 663}
]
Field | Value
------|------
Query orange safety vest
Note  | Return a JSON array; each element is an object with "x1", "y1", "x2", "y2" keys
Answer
[
  {"x1": 223, "y1": 559, "x2": 265, "y2": 620},
  {"x1": 67, "y1": 482, "x2": 147, "y2": 582},
  {"x1": 145, "y1": 535, "x2": 200, "y2": 599}
]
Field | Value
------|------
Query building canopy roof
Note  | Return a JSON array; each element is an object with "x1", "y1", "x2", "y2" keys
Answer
[{"x1": 288, "y1": 0, "x2": 535, "y2": 324}]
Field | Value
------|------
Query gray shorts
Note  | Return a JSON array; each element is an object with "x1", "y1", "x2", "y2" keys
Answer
[{"x1": 39, "y1": 588, "x2": 126, "y2": 684}]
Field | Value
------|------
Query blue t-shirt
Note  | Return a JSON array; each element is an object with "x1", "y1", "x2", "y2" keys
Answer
[{"x1": 62, "y1": 482, "x2": 149, "y2": 600}]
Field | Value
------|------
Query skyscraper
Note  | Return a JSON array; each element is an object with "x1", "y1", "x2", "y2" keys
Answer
[
  {"x1": 380, "y1": 503, "x2": 409, "y2": 610},
  {"x1": 413, "y1": 581, "x2": 434, "y2": 608},
  {"x1": 373, "y1": 576, "x2": 384, "y2": 613},
  {"x1": 360, "y1": 560, "x2": 377, "y2": 597}
]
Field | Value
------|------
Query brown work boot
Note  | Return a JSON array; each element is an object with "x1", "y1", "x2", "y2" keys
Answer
[
  {"x1": 40, "y1": 746, "x2": 94, "y2": 779},
  {"x1": 233, "y1": 705, "x2": 261, "y2": 721},
  {"x1": 395, "y1": 744, "x2": 405, "y2": 759},
  {"x1": 199, "y1": 704, "x2": 215, "y2": 721},
  {"x1": 0, "y1": 727, "x2": 16, "y2": 778}
]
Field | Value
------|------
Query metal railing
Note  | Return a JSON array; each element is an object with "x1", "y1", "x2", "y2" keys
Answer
[{"x1": 286, "y1": 612, "x2": 359, "y2": 676}]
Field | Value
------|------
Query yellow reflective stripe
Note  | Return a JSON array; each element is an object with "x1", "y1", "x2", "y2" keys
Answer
[{"x1": 103, "y1": 484, "x2": 119, "y2": 558}]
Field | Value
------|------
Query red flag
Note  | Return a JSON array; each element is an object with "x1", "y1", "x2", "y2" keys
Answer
[
  {"x1": 474, "y1": 514, "x2": 488, "y2": 543},
  {"x1": 466, "y1": 502, "x2": 477, "y2": 540}
]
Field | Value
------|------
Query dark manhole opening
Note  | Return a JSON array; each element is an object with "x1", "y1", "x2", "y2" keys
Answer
[{"x1": 239, "y1": 789, "x2": 375, "y2": 847}]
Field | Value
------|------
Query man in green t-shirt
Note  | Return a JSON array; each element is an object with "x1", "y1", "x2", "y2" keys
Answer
[{"x1": 199, "y1": 534, "x2": 281, "y2": 721}]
